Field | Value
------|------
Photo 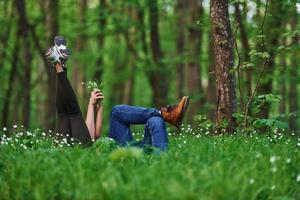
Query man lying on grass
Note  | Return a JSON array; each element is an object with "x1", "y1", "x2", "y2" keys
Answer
[{"x1": 45, "y1": 36, "x2": 190, "y2": 152}]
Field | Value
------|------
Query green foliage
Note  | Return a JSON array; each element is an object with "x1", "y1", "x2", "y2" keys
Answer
[
  {"x1": 253, "y1": 118, "x2": 288, "y2": 130},
  {"x1": 249, "y1": 50, "x2": 271, "y2": 59}
]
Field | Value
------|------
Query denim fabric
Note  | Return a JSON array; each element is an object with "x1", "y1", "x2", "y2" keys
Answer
[{"x1": 109, "y1": 105, "x2": 168, "y2": 151}]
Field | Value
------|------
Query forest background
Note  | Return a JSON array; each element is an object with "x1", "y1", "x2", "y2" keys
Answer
[{"x1": 0, "y1": 0, "x2": 299, "y2": 134}]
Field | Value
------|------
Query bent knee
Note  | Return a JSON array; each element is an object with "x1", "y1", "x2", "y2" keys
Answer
[
  {"x1": 111, "y1": 105, "x2": 126, "y2": 116},
  {"x1": 146, "y1": 116, "x2": 164, "y2": 126}
]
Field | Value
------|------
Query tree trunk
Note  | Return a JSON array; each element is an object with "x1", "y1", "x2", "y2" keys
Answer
[
  {"x1": 175, "y1": 0, "x2": 186, "y2": 99},
  {"x1": 186, "y1": 0, "x2": 203, "y2": 121},
  {"x1": 148, "y1": 0, "x2": 168, "y2": 107},
  {"x1": 73, "y1": 0, "x2": 87, "y2": 110},
  {"x1": 279, "y1": 37, "x2": 287, "y2": 114},
  {"x1": 122, "y1": 5, "x2": 139, "y2": 105},
  {"x1": 0, "y1": 2, "x2": 12, "y2": 71},
  {"x1": 206, "y1": 35, "x2": 216, "y2": 121},
  {"x1": 257, "y1": 0, "x2": 282, "y2": 119},
  {"x1": 289, "y1": 8, "x2": 298, "y2": 130},
  {"x1": 15, "y1": 0, "x2": 32, "y2": 128},
  {"x1": 42, "y1": 0, "x2": 59, "y2": 130},
  {"x1": 94, "y1": 0, "x2": 107, "y2": 81},
  {"x1": 210, "y1": 0, "x2": 237, "y2": 132},
  {"x1": 234, "y1": 3, "x2": 252, "y2": 98},
  {"x1": 1, "y1": 37, "x2": 20, "y2": 127}
]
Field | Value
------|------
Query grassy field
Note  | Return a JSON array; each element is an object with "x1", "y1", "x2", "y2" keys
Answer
[{"x1": 0, "y1": 125, "x2": 300, "y2": 200}]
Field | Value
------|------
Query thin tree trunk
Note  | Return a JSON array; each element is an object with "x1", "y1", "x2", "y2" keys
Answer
[
  {"x1": 122, "y1": 5, "x2": 139, "y2": 105},
  {"x1": 210, "y1": 0, "x2": 237, "y2": 132},
  {"x1": 289, "y1": 9, "x2": 298, "y2": 130},
  {"x1": 257, "y1": 0, "x2": 282, "y2": 119},
  {"x1": 15, "y1": 0, "x2": 32, "y2": 128},
  {"x1": 186, "y1": 0, "x2": 203, "y2": 121},
  {"x1": 175, "y1": 0, "x2": 186, "y2": 99},
  {"x1": 73, "y1": 0, "x2": 87, "y2": 109},
  {"x1": 94, "y1": 0, "x2": 107, "y2": 81},
  {"x1": 279, "y1": 37, "x2": 287, "y2": 114},
  {"x1": 0, "y1": 3, "x2": 12, "y2": 71},
  {"x1": 206, "y1": 36, "x2": 216, "y2": 121},
  {"x1": 148, "y1": 0, "x2": 168, "y2": 107},
  {"x1": 1, "y1": 37, "x2": 20, "y2": 127},
  {"x1": 234, "y1": 3, "x2": 252, "y2": 97},
  {"x1": 42, "y1": 0, "x2": 59, "y2": 130}
]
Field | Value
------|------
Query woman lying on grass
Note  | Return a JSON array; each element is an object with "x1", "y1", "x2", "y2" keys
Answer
[{"x1": 45, "y1": 36, "x2": 189, "y2": 151}]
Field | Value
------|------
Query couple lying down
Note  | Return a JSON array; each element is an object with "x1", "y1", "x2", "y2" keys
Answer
[{"x1": 46, "y1": 36, "x2": 190, "y2": 152}]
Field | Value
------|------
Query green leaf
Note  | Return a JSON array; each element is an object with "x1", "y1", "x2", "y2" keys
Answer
[
  {"x1": 265, "y1": 94, "x2": 281, "y2": 102},
  {"x1": 248, "y1": 50, "x2": 257, "y2": 55},
  {"x1": 262, "y1": 52, "x2": 271, "y2": 59}
]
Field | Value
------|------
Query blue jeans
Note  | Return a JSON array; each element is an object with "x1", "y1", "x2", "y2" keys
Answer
[{"x1": 109, "y1": 105, "x2": 168, "y2": 151}]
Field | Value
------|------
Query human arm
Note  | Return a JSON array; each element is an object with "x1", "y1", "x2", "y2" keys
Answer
[{"x1": 86, "y1": 89, "x2": 103, "y2": 140}]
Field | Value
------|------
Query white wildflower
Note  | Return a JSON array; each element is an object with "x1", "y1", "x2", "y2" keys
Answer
[
  {"x1": 270, "y1": 156, "x2": 276, "y2": 163},
  {"x1": 271, "y1": 185, "x2": 276, "y2": 190},
  {"x1": 249, "y1": 179, "x2": 255, "y2": 184},
  {"x1": 13, "y1": 125, "x2": 17, "y2": 128},
  {"x1": 271, "y1": 167, "x2": 277, "y2": 173},
  {"x1": 297, "y1": 174, "x2": 300, "y2": 182},
  {"x1": 3, "y1": 127, "x2": 7, "y2": 131}
]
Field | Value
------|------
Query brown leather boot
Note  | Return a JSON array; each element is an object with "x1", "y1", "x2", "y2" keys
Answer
[{"x1": 160, "y1": 96, "x2": 190, "y2": 128}]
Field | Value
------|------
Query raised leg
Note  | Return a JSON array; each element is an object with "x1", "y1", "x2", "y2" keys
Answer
[
  {"x1": 56, "y1": 65, "x2": 91, "y2": 144},
  {"x1": 108, "y1": 105, "x2": 161, "y2": 145},
  {"x1": 56, "y1": 71, "x2": 71, "y2": 137}
]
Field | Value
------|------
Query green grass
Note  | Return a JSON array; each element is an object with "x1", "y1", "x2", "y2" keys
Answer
[{"x1": 0, "y1": 126, "x2": 300, "y2": 200}]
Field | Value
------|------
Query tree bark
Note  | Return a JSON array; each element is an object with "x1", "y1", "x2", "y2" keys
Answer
[
  {"x1": 0, "y1": 2, "x2": 12, "y2": 71},
  {"x1": 234, "y1": 3, "x2": 252, "y2": 97},
  {"x1": 257, "y1": 0, "x2": 282, "y2": 119},
  {"x1": 186, "y1": 0, "x2": 203, "y2": 121},
  {"x1": 289, "y1": 8, "x2": 298, "y2": 130},
  {"x1": 15, "y1": 0, "x2": 32, "y2": 128},
  {"x1": 41, "y1": 0, "x2": 59, "y2": 130},
  {"x1": 175, "y1": 0, "x2": 186, "y2": 99},
  {"x1": 210, "y1": 0, "x2": 237, "y2": 132},
  {"x1": 148, "y1": 0, "x2": 168, "y2": 107},
  {"x1": 1, "y1": 37, "x2": 20, "y2": 127},
  {"x1": 94, "y1": 0, "x2": 107, "y2": 81},
  {"x1": 73, "y1": 0, "x2": 87, "y2": 110},
  {"x1": 122, "y1": 4, "x2": 139, "y2": 105},
  {"x1": 206, "y1": 36, "x2": 216, "y2": 121},
  {"x1": 279, "y1": 36, "x2": 287, "y2": 114}
]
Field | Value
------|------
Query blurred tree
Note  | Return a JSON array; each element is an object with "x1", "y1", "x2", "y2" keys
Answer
[
  {"x1": 122, "y1": 3, "x2": 139, "y2": 105},
  {"x1": 1, "y1": 35, "x2": 20, "y2": 127},
  {"x1": 257, "y1": 0, "x2": 282, "y2": 119},
  {"x1": 175, "y1": 0, "x2": 186, "y2": 99},
  {"x1": 72, "y1": 0, "x2": 88, "y2": 106},
  {"x1": 234, "y1": 2, "x2": 251, "y2": 98},
  {"x1": 206, "y1": 36, "x2": 216, "y2": 121},
  {"x1": 94, "y1": 0, "x2": 107, "y2": 81},
  {"x1": 148, "y1": 0, "x2": 168, "y2": 107},
  {"x1": 15, "y1": 0, "x2": 33, "y2": 128},
  {"x1": 186, "y1": 0, "x2": 203, "y2": 120},
  {"x1": 289, "y1": 5, "x2": 299, "y2": 130},
  {"x1": 210, "y1": 0, "x2": 237, "y2": 132}
]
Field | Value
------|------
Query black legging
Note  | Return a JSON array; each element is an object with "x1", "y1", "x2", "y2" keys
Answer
[{"x1": 56, "y1": 69, "x2": 91, "y2": 145}]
